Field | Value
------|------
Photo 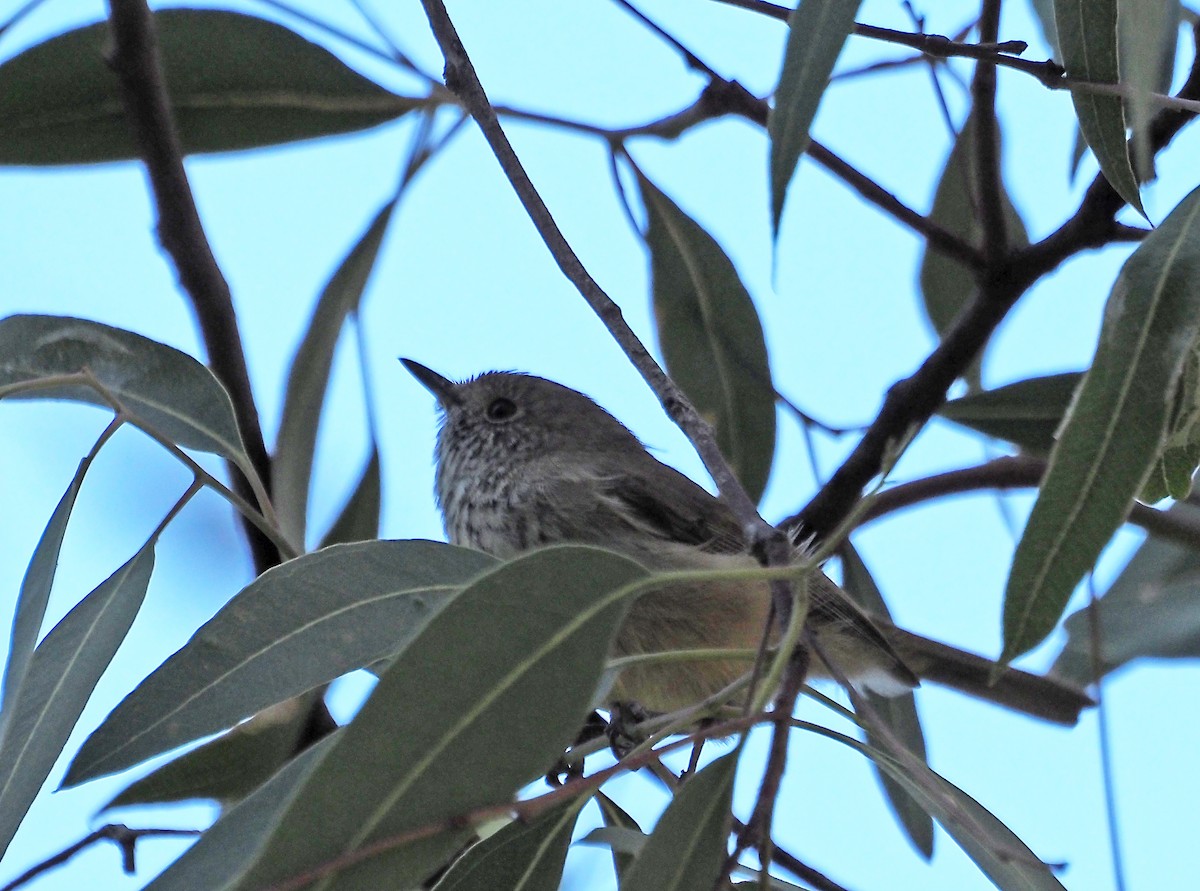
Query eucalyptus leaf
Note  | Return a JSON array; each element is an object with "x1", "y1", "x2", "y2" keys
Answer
[
  {"x1": 0, "y1": 314, "x2": 251, "y2": 471},
  {"x1": 768, "y1": 0, "x2": 862, "y2": 234},
  {"x1": 432, "y1": 797, "x2": 586, "y2": 891},
  {"x1": 1003, "y1": 186, "x2": 1200, "y2": 664},
  {"x1": 65, "y1": 540, "x2": 495, "y2": 786},
  {"x1": 227, "y1": 545, "x2": 645, "y2": 891},
  {"x1": 273, "y1": 194, "x2": 400, "y2": 548},
  {"x1": 638, "y1": 173, "x2": 776, "y2": 502},
  {"x1": 0, "y1": 544, "x2": 155, "y2": 858},
  {"x1": 0, "y1": 9, "x2": 418, "y2": 165},
  {"x1": 937, "y1": 372, "x2": 1084, "y2": 454},
  {"x1": 620, "y1": 752, "x2": 738, "y2": 891},
  {"x1": 841, "y1": 544, "x2": 934, "y2": 859},
  {"x1": 319, "y1": 446, "x2": 383, "y2": 548},
  {"x1": 1054, "y1": 0, "x2": 1144, "y2": 213}
]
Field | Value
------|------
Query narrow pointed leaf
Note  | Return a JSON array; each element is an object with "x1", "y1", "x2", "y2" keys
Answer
[
  {"x1": 768, "y1": 0, "x2": 862, "y2": 234},
  {"x1": 1, "y1": 430, "x2": 110, "y2": 733},
  {"x1": 65, "y1": 540, "x2": 495, "y2": 786},
  {"x1": 1052, "y1": 504, "x2": 1200, "y2": 683},
  {"x1": 1003, "y1": 186, "x2": 1200, "y2": 664},
  {"x1": 620, "y1": 751, "x2": 738, "y2": 891},
  {"x1": 319, "y1": 446, "x2": 382, "y2": 548},
  {"x1": 273, "y1": 195, "x2": 399, "y2": 547},
  {"x1": 229, "y1": 546, "x2": 645, "y2": 891},
  {"x1": 638, "y1": 174, "x2": 776, "y2": 502},
  {"x1": 1054, "y1": 0, "x2": 1144, "y2": 213},
  {"x1": 806, "y1": 723, "x2": 1066, "y2": 890},
  {"x1": 938, "y1": 372, "x2": 1084, "y2": 453},
  {"x1": 1029, "y1": 0, "x2": 1062, "y2": 58},
  {"x1": 1120, "y1": 0, "x2": 1179, "y2": 178},
  {"x1": 433, "y1": 797, "x2": 587, "y2": 891},
  {"x1": 920, "y1": 114, "x2": 1028, "y2": 385},
  {"x1": 0, "y1": 544, "x2": 155, "y2": 858},
  {"x1": 595, "y1": 791, "x2": 643, "y2": 879},
  {"x1": 102, "y1": 693, "x2": 321, "y2": 811},
  {"x1": 0, "y1": 314, "x2": 251, "y2": 470},
  {"x1": 841, "y1": 544, "x2": 933, "y2": 859},
  {"x1": 0, "y1": 9, "x2": 419, "y2": 165},
  {"x1": 145, "y1": 734, "x2": 339, "y2": 891}
]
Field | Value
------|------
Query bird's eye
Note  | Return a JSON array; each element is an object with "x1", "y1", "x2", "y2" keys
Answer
[{"x1": 485, "y1": 397, "x2": 519, "y2": 422}]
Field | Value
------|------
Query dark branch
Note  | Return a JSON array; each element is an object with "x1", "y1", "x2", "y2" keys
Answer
[
  {"x1": 105, "y1": 0, "x2": 276, "y2": 569},
  {"x1": 0, "y1": 825, "x2": 200, "y2": 891},
  {"x1": 971, "y1": 0, "x2": 1007, "y2": 261}
]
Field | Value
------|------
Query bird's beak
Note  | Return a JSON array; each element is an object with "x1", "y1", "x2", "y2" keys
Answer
[{"x1": 400, "y1": 358, "x2": 462, "y2": 407}]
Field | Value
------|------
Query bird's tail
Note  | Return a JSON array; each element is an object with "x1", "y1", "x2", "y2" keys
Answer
[{"x1": 885, "y1": 627, "x2": 1094, "y2": 726}]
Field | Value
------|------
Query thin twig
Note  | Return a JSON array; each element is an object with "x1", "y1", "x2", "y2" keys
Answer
[
  {"x1": 0, "y1": 825, "x2": 201, "y2": 891},
  {"x1": 104, "y1": 0, "x2": 277, "y2": 570},
  {"x1": 731, "y1": 818, "x2": 857, "y2": 891}
]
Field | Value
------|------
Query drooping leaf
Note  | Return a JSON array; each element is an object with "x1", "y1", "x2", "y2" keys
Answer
[
  {"x1": 937, "y1": 372, "x2": 1084, "y2": 454},
  {"x1": 1, "y1": 423, "x2": 116, "y2": 736},
  {"x1": 432, "y1": 797, "x2": 587, "y2": 891},
  {"x1": 840, "y1": 544, "x2": 933, "y2": 859},
  {"x1": 224, "y1": 545, "x2": 644, "y2": 891},
  {"x1": 145, "y1": 734, "x2": 339, "y2": 891},
  {"x1": 1054, "y1": 0, "x2": 1144, "y2": 213},
  {"x1": 0, "y1": 314, "x2": 251, "y2": 471},
  {"x1": 920, "y1": 114, "x2": 1029, "y2": 386},
  {"x1": 805, "y1": 723, "x2": 1067, "y2": 891},
  {"x1": 319, "y1": 446, "x2": 383, "y2": 548},
  {"x1": 1141, "y1": 342, "x2": 1200, "y2": 503},
  {"x1": 1120, "y1": 0, "x2": 1180, "y2": 178},
  {"x1": 102, "y1": 693, "x2": 322, "y2": 811},
  {"x1": 1052, "y1": 505, "x2": 1200, "y2": 684},
  {"x1": 637, "y1": 173, "x2": 776, "y2": 502},
  {"x1": 0, "y1": 9, "x2": 418, "y2": 165},
  {"x1": 0, "y1": 544, "x2": 155, "y2": 858},
  {"x1": 65, "y1": 540, "x2": 495, "y2": 786},
  {"x1": 1002, "y1": 186, "x2": 1200, "y2": 664},
  {"x1": 768, "y1": 0, "x2": 862, "y2": 234},
  {"x1": 620, "y1": 751, "x2": 738, "y2": 891},
  {"x1": 1028, "y1": 0, "x2": 1062, "y2": 58},
  {"x1": 594, "y1": 791, "x2": 643, "y2": 880},
  {"x1": 273, "y1": 195, "x2": 400, "y2": 548}
]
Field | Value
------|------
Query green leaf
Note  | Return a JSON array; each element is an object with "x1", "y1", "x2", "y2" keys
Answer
[
  {"x1": 620, "y1": 751, "x2": 738, "y2": 891},
  {"x1": 1052, "y1": 505, "x2": 1200, "y2": 684},
  {"x1": 0, "y1": 9, "x2": 419, "y2": 165},
  {"x1": 638, "y1": 173, "x2": 776, "y2": 502},
  {"x1": 920, "y1": 114, "x2": 1029, "y2": 386},
  {"x1": 432, "y1": 797, "x2": 587, "y2": 891},
  {"x1": 1054, "y1": 0, "x2": 1144, "y2": 213},
  {"x1": 273, "y1": 194, "x2": 400, "y2": 548},
  {"x1": 1028, "y1": 0, "x2": 1062, "y2": 58},
  {"x1": 1, "y1": 427, "x2": 111, "y2": 736},
  {"x1": 595, "y1": 791, "x2": 643, "y2": 880},
  {"x1": 102, "y1": 693, "x2": 322, "y2": 811},
  {"x1": 1119, "y1": 0, "x2": 1180, "y2": 178},
  {"x1": 65, "y1": 540, "x2": 495, "y2": 786},
  {"x1": 145, "y1": 734, "x2": 339, "y2": 891},
  {"x1": 806, "y1": 723, "x2": 1066, "y2": 891},
  {"x1": 768, "y1": 0, "x2": 862, "y2": 235},
  {"x1": 0, "y1": 314, "x2": 251, "y2": 471},
  {"x1": 938, "y1": 372, "x2": 1084, "y2": 454},
  {"x1": 1002, "y1": 186, "x2": 1200, "y2": 664},
  {"x1": 228, "y1": 545, "x2": 645, "y2": 891},
  {"x1": 1141, "y1": 342, "x2": 1200, "y2": 503},
  {"x1": 840, "y1": 545, "x2": 933, "y2": 859},
  {"x1": 319, "y1": 446, "x2": 383, "y2": 548},
  {"x1": 0, "y1": 543, "x2": 155, "y2": 858}
]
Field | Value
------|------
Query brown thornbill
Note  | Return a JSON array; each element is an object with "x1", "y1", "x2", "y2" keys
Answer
[{"x1": 402, "y1": 359, "x2": 1093, "y2": 725}]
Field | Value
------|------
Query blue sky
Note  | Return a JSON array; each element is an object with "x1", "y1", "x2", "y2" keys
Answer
[{"x1": 2, "y1": 1, "x2": 1198, "y2": 889}]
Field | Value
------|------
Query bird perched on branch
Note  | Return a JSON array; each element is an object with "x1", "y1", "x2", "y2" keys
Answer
[{"x1": 402, "y1": 360, "x2": 1093, "y2": 725}]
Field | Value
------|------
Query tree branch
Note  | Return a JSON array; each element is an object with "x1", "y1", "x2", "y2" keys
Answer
[
  {"x1": 0, "y1": 825, "x2": 200, "y2": 891},
  {"x1": 416, "y1": 0, "x2": 772, "y2": 540},
  {"x1": 105, "y1": 0, "x2": 276, "y2": 569},
  {"x1": 971, "y1": 0, "x2": 1007, "y2": 261}
]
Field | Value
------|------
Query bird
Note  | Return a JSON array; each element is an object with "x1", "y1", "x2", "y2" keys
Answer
[{"x1": 401, "y1": 359, "x2": 1093, "y2": 725}]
